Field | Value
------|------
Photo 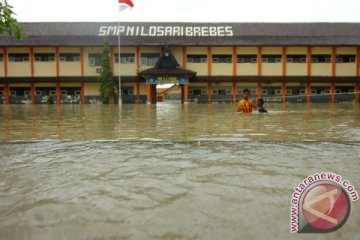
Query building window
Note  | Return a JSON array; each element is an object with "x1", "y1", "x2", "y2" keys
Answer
[
  {"x1": 0, "y1": 53, "x2": 3, "y2": 62},
  {"x1": 8, "y1": 53, "x2": 29, "y2": 62},
  {"x1": 237, "y1": 54, "x2": 257, "y2": 63},
  {"x1": 187, "y1": 54, "x2": 207, "y2": 63},
  {"x1": 286, "y1": 55, "x2": 306, "y2": 63},
  {"x1": 60, "y1": 53, "x2": 80, "y2": 62},
  {"x1": 238, "y1": 89, "x2": 256, "y2": 94},
  {"x1": 88, "y1": 53, "x2": 102, "y2": 67},
  {"x1": 35, "y1": 53, "x2": 55, "y2": 62},
  {"x1": 141, "y1": 53, "x2": 160, "y2": 66},
  {"x1": 262, "y1": 55, "x2": 282, "y2": 63},
  {"x1": 275, "y1": 89, "x2": 282, "y2": 95},
  {"x1": 217, "y1": 89, "x2": 227, "y2": 95},
  {"x1": 311, "y1": 54, "x2": 331, "y2": 63},
  {"x1": 336, "y1": 55, "x2": 356, "y2": 63},
  {"x1": 115, "y1": 53, "x2": 135, "y2": 63},
  {"x1": 191, "y1": 89, "x2": 202, "y2": 95},
  {"x1": 212, "y1": 54, "x2": 232, "y2": 63},
  {"x1": 122, "y1": 88, "x2": 134, "y2": 95}
]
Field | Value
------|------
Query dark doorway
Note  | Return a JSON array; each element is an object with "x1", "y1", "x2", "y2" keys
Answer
[{"x1": 151, "y1": 85, "x2": 157, "y2": 104}]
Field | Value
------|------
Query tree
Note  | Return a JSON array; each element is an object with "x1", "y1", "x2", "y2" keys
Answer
[
  {"x1": 99, "y1": 41, "x2": 116, "y2": 104},
  {"x1": 0, "y1": 0, "x2": 24, "y2": 39}
]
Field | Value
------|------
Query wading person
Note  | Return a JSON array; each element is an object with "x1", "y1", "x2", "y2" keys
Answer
[
  {"x1": 257, "y1": 98, "x2": 267, "y2": 113},
  {"x1": 237, "y1": 89, "x2": 257, "y2": 113}
]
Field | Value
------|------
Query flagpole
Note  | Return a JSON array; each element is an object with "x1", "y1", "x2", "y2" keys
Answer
[
  {"x1": 117, "y1": 0, "x2": 134, "y2": 106},
  {"x1": 118, "y1": 12, "x2": 122, "y2": 106}
]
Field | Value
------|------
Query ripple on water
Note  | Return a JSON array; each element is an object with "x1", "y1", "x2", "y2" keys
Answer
[{"x1": 0, "y1": 103, "x2": 360, "y2": 239}]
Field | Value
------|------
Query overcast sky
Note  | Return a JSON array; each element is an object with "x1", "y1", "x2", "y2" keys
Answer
[{"x1": 9, "y1": 0, "x2": 360, "y2": 23}]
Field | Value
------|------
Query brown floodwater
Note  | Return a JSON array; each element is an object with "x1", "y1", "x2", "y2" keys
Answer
[{"x1": 0, "y1": 103, "x2": 359, "y2": 240}]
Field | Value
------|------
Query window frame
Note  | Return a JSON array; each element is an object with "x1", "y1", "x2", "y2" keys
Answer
[
  {"x1": 59, "y1": 53, "x2": 81, "y2": 62},
  {"x1": 187, "y1": 54, "x2": 208, "y2": 63},
  {"x1": 262, "y1": 54, "x2": 282, "y2": 63},
  {"x1": 212, "y1": 54, "x2": 233, "y2": 63},
  {"x1": 88, "y1": 53, "x2": 102, "y2": 67},
  {"x1": 115, "y1": 53, "x2": 136, "y2": 64},
  {"x1": 311, "y1": 54, "x2": 332, "y2": 63},
  {"x1": 286, "y1": 55, "x2": 307, "y2": 63},
  {"x1": 8, "y1": 53, "x2": 30, "y2": 62},
  {"x1": 237, "y1": 54, "x2": 258, "y2": 63},
  {"x1": 140, "y1": 53, "x2": 160, "y2": 66},
  {"x1": 335, "y1": 54, "x2": 356, "y2": 63},
  {"x1": 34, "y1": 53, "x2": 56, "y2": 62}
]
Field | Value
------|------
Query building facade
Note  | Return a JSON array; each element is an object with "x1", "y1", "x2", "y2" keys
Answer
[{"x1": 0, "y1": 22, "x2": 360, "y2": 104}]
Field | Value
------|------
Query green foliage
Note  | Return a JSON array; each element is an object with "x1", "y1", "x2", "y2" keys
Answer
[
  {"x1": 0, "y1": 0, "x2": 24, "y2": 39},
  {"x1": 47, "y1": 95, "x2": 54, "y2": 104},
  {"x1": 98, "y1": 41, "x2": 116, "y2": 104}
]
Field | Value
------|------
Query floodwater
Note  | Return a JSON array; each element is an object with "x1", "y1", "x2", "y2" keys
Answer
[{"x1": 0, "y1": 103, "x2": 359, "y2": 240}]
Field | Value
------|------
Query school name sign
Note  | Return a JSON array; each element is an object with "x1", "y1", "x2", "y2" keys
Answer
[{"x1": 98, "y1": 25, "x2": 233, "y2": 37}]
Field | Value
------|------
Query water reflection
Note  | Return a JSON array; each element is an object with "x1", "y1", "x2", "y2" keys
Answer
[
  {"x1": 0, "y1": 103, "x2": 360, "y2": 240},
  {"x1": 0, "y1": 140, "x2": 359, "y2": 240},
  {"x1": 0, "y1": 103, "x2": 359, "y2": 142}
]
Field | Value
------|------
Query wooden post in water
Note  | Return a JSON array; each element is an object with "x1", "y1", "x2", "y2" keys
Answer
[
  {"x1": 232, "y1": 47, "x2": 237, "y2": 104},
  {"x1": 81, "y1": 81, "x2": 85, "y2": 104},
  {"x1": 5, "y1": 83, "x2": 10, "y2": 104},
  {"x1": 331, "y1": 47, "x2": 336, "y2": 104},
  {"x1": 356, "y1": 47, "x2": 360, "y2": 103},
  {"x1": 136, "y1": 82, "x2": 140, "y2": 103},
  {"x1": 282, "y1": 82, "x2": 287, "y2": 104},
  {"x1": 257, "y1": 47, "x2": 262, "y2": 100},
  {"x1": 306, "y1": 81, "x2": 311, "y2": 103},
  {"x1": 183, "y1": 84, "x2": 189, "y2": 104},
  {"x1": 146, "y1": 85, "x2": 151, "y2": 104},
  {"x1": 207, "y1": 82, "x2": 212, "y2": 104},
  {"x1": 232, "y1": 82, "x2": 237, "y2": 104},
  {"x1": 80, "y1": 48, "x2": 85, "y2": 105},
  {"x1": 56, "y1": 82, "x2": 61, "y2": 105},
  {"x1": 306, "y1": 47, "x2": 312, "y2": 104},
  {"x1": 207, "y1": 47, "x2": 212, "y2": 104},
  {"x1": 31, "y1": 83, "x2": 36, "y2": 104},
  {"x1": 257, "y1": 82, "x2": 262, "y2": 98},
  {"x1": 330, "y1": 82, "x2": 336, "y2": 104},
  {"x1": 136, "y1": 48, "x2": 141, "y2": 104},
  {"x1": 282, "y1": 47, "x2": 287, "y2": 104},
  {"x1": 356, "y1": 83, "x2": 360, "y2": 103}
]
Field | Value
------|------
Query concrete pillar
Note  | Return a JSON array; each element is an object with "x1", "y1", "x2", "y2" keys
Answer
[
  {"x1": 306, "y1": 81, "x2": 311, "y2": 103},
  {"x1": 207, "y1": 82, "x2": 212, "y2": 104},
  {"x1": 136, "y1": 82, "x2": 140, "y2": 103},
  {"x1": 81, "y1": 81, "x2": 85, "y2": 104},
  {"x1": 146, "y1": 85, "x2": 152, "y2": 104},
  {"x1": 5, "y1": 83, "x2": 10, "y2": 104},
  {"x1": 31, "y1": 83, "x2": 36, "y2": 104},
  {"x1": 257, "y1": 82, "x2": 262, "y2": 98},
  {"x1": 355, "y1": 83, "x2": 360, "y2": 103},
  {"x1": 232, "y1": 82, "x2": 237, "y2": 104},
  {"x1": 330, "y1": 82, "x2": 336, "y2": 104},
  {"x1": 56, "y1": 82, "x2": 61, "y2": 104},
  {"x1": 282, "y1": 82, "x2": 287, "y2": 103},
  {"x1": 183, "y1": 84, "x2": 189, "y2": 104}
]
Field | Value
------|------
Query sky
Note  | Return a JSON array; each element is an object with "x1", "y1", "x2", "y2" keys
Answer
[{"x1": 9, "y1": 0, "x2": 360, "y2": 23}]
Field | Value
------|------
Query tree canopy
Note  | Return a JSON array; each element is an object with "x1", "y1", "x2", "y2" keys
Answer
[
  {"x1": 99, "y1": 41, "x2": 116, "y2": 104},
  {"x1": 0, "y1": 0, "x2": 24, "y2": 39}
]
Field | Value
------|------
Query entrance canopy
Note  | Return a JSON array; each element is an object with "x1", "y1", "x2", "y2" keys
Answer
[{"x1": 138, "y1": 47, "x2": 196, "y2": 85}]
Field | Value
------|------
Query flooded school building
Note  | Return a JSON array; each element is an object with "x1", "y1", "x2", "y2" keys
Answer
[{"x1": 0, "y1": 22, "x2": 360, "y2": 104}]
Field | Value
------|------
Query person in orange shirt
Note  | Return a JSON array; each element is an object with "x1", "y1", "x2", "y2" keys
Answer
[{"x1": 237, "y1": 89, "x2": 257, "y2": 113}]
